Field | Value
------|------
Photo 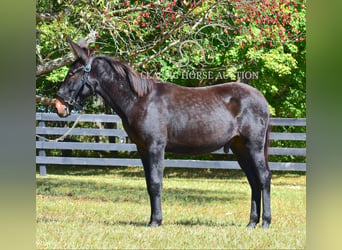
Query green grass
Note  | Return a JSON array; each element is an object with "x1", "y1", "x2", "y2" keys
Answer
[{"x1": 36, "y1": 166, "x2": 306, "y2": 249}]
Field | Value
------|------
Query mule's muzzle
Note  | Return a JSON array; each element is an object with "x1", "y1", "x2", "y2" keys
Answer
[
  {"x1": 57, "y1": 91, "x2": 84, "y2": 110},
  {"x1": 56, "y1": 97, "x2": 71, "y2": 118}
]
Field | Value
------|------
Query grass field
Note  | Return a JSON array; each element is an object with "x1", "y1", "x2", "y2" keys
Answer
[{"x1": 36, "y1": 166, "x2": 306, "y2": 249}]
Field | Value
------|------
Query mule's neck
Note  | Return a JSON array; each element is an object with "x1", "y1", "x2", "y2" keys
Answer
[{"x1": 95, "y1": 72, "x2": 138, "y2": 124}]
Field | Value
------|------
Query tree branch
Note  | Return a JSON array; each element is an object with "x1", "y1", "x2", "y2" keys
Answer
[
  {"x1": 110, "y1": 5, "x2": 155, "y2": 15},
  {"x1": 135, "y1": 1, "x2": 214, "y2": 68},
  {"x1": 36, "y1": 95, "x2": 56, "y2": 106},
  {"x1": 36, "y1": 53, "x2": 74, "y2": 76},
  {"x1": 36, "y1": 30, "x2": 98, "y2": 76},
  {"x1": 131, "y1": 0, "x2": 203, "y2": 60},
  {"x1": 36, "y1": 12, "x2": 59, "y2": 22}
]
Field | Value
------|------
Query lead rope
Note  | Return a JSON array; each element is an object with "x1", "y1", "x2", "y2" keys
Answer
[{"x1": 36, "y1": 114, "x2": 83, "y2": 142}]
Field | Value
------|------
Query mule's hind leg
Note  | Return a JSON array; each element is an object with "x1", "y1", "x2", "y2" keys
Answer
[
  {"x1": 242, "y1": 135, "x2": 272, "y2": 228},
  {"x1": 230, "y1": 136, "x2": 261, "y2": 228},
  {"x1": 249, "y1": 149, "x2": 271, "y2": 228}
]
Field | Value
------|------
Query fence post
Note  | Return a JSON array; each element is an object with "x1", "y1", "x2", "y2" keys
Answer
[{"x1": 38, "y1": 120, "x2": 47, "y2": 176}]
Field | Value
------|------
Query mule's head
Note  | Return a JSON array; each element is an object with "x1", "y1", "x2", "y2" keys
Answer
[{"x1": 56, "y1": 37, "x2": 97, "y2": 117}]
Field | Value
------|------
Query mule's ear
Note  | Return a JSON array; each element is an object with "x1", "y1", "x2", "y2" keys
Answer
[{"x1": 67, "y1": 36, "x2": 88, "y2": 64}]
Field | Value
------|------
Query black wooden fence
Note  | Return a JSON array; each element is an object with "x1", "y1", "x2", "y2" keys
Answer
[{"x1": 36, "y1": 113, "x2": 306, "y2": 175}]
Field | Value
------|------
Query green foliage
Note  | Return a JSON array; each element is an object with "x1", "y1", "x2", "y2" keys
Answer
[
  {"x1": 46, "y1": 66, "x2": 68, "y2": 83},
  {"x1": 262, "y1": 48, "x2": 297, "y2": 76},
  {"x1": 36, "y1": 0, "x2": 306, "y2": 118}
]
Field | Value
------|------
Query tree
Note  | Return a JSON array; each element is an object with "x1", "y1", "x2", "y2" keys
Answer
[{"x1": 36, "y1": 0, "x2": 306, "y2": 117}]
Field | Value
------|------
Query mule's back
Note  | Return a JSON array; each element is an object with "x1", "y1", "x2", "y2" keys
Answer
[{"x1": 153, "y1": 82, "x2": 269, "y2": 154}]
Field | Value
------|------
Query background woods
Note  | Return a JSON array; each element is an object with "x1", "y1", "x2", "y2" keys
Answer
[{"x1": 36, "y1": 0, "x2": 306, "y2": 117}]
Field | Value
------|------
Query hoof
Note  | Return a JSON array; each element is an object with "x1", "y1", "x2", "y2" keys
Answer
[
  {"x1": 246, "y1": 222, "x2": 257, "y2": 228},
  {"x1": 262, "y1": 221, "x2": 270, "y2": 229},
  {"x1": 149, "y1": 221, "x2": 162, "y2": 227}
]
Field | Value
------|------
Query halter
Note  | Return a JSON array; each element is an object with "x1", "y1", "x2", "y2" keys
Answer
[{"x1": 57, "y1": 55, "x2": 95, "y2": 110}]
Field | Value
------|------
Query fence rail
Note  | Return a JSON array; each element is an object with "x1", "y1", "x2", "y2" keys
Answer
[{"x1": 36, "y1": 113, "x2": 306, "y2": 175}]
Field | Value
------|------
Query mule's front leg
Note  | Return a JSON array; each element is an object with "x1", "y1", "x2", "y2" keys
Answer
[{"x1": 140, "y1": 146, "x2": 165, "y2": 227}]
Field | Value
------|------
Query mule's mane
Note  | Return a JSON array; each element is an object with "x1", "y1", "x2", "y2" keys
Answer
[{"x1": 103, "y1": 57, "x2": 157, "y2": 97}]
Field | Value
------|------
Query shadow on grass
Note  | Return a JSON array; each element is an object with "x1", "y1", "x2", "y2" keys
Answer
[
  {"x1": 174, "y1": 219, "x2": 244, "y2": 228},
  {"x1": 37, "y1": 176, "x2": 247, "y2": 205},
  {"x1": 36, "y1": 177, "x2": 146, "y2": 203},
  {"x1": 104, "y1": 219, "x2": 245, "y2": 228},
  {"x1": 36, "y1": 165, "x2": 305, "y2": 180},
  {"x1": 100, "y1": 220, "x2": 149, "y2": 227}
]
